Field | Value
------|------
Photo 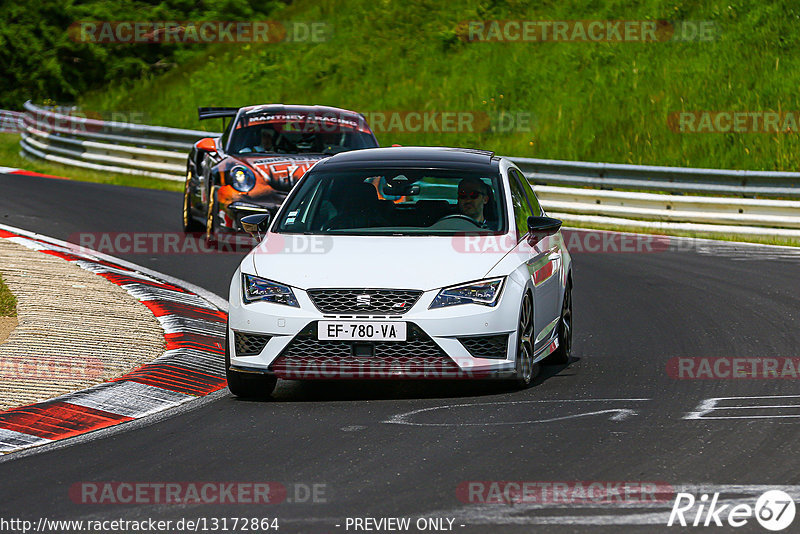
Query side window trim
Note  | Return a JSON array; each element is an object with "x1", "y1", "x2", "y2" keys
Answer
[
  {"x1": 508, "y1": 169, "x2": 533, "y2": 242},
  {"x1": 511, "y1": 168, "x2": 542, "y2": 216}
]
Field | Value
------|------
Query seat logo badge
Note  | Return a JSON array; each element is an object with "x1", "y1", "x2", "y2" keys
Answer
[{"x1": 356, "y1": 294, "x2": 371, "y2": 307}]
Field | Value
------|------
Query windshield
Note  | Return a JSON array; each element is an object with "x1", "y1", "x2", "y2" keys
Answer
[
  {"x1": 274, "y1": 169, "x2": 507, "y2": 235},
  {"x1": 228, "y1": 110, "x2": 378, "y2": 155}
]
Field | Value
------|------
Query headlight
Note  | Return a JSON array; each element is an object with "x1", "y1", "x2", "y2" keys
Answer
[
  {"x1": 242, "y1": 274, "x2": 299, "y2": 307},
  {"x1": 429, "y1": 277, "x2": 505, "y2": 309},
  {"x1": 229, "y1": 165, "x2": 256, "y2": 192}
]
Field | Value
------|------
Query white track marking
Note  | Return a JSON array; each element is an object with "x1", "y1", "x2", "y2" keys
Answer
[
  {"x1": 685, "y1": 395, "x2": 800, "y2": 420},
  {"x1": 383, "y1": 399, "x2": 649, "y2": 426}
]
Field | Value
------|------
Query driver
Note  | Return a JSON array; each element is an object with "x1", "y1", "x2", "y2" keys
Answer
[
  {"x1": 457, "y1": 177, "x2": 491, "y2": 227},
  {"x1": 254, "y1": 129, "x2": 275, "y2": 152}
]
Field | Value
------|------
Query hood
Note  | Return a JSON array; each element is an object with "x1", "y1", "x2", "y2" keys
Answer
[
  {"x1": 236, "y1": 155, "x2": 327, "y2": 191},
  {"x1": 244, "y1": 234, "x2": 511, "y2": 291}
]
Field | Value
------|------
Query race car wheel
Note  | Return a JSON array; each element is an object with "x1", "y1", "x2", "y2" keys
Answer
[
  {"x1": 182, "y1": 172, "x2": 203, "y2": 232},
  {"x1": 225, "y1": 323, "x2": 277, "y2": 399},
  {"x1": 205, "y1": 185, "x2": 219, "y2": 247},
  {"x1": 512, "y1": 291, "x2": 537, "y2": 388},
  {"x1": 544, "y1": 279, "x2": 572, "y2": 365}
]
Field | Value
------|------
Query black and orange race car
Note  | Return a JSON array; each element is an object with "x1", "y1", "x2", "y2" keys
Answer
[{"x1": 182, "y1": 104, "x2": 378, "y2": 242}]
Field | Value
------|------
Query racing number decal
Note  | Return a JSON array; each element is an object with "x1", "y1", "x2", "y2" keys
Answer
[{"x1": 267, "y1": 161, "x2": 316, "y2": 191}]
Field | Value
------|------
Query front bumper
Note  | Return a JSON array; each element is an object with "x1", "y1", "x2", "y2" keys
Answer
[{"x1": 227, "y1": 273, "x2": 525, "y2": 380}]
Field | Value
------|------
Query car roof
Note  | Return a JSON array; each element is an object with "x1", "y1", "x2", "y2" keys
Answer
[{"x1": 314, "y1": 146, "x2": 501, "y2": 172}]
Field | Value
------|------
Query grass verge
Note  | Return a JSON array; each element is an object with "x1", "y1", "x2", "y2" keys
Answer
[
  {"x1": 0, "y1": 133, "x2": 182, "y2": 192},
  {"x1": 0, "y1": 274, "x2": 17, "y2": 318}
]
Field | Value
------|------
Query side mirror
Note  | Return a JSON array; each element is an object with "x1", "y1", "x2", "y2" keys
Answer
[
  {"x1": 241, "y1": 213, "x2": 271, "y2": 240},
  {"x1": 526, "y1": 216, "x2": 562, "y2": 246},
  {"x1": 197, "y1": 137, "x2": 217, "y2": 153}
]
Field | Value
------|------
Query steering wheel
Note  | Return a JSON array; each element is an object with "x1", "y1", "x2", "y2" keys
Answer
[{"x1": 435, "y1": 214, "x2": 483, "y2": 227}]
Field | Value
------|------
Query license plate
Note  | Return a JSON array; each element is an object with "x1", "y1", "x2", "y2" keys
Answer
[{"x1": 318, "y1": 321, "x2": 407, "y2": 341}]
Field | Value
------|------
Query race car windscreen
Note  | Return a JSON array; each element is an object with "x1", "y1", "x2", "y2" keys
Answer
[
  {"x1": 274, "y1": 169, "x2": 507, "y2": 235},
  {"x1": 227, "y1": 110, "x2": 377, "y2": 156}
]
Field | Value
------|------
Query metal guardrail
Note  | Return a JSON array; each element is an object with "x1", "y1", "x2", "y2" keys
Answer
[
  {"x1": 6, "y1": 103, "x2": 800, "y2": 237},
  {"x1": 513, "y1": 156, "x2": 800, "y2": 199},
  {"x1": 0, "y1": 110, "x2": 24, "y2": 133},
  {"x1": 18, "y1": 101, "x2": 218, "y2": 181}
]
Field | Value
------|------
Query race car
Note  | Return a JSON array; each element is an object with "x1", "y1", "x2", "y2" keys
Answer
[{"x1": 182, "y1": 104, "x2": 379, "y2": 243}]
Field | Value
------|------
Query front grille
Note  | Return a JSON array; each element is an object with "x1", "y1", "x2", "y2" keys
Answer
[
  {"x1": 307, "y1": 288, "x2": 422, "y2": 315},
  {"x1": 269, "y1": 322, "x2": 462, "y2": 379},
  {"x1": 459, "y1": 334, "x2": 510, "y2": 359},
  {"x1": 234, "y1": 331, "x2": 272, "y2": 356}
]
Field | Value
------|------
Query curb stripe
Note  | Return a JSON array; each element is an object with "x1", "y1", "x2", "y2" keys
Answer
[
  {"x1": 63, "y1": 382, "x2": 193, "y2": 418},
  {"x1": 120, "y1": 367, "x2": 227, "y2": 396},
  {"x1": 0, "y1": 227, "x2": 229, "y2": 455},
  {"x1": 139, "y1": 300, "x2": 226, "y2": 322},
  {"x1": 0, "y1": 429, "x2": 52, "y2": 452},
  {"x1": 0, "y1": 401, "x2": 133, "y2": 440}
]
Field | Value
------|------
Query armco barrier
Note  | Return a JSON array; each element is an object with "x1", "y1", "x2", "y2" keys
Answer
[
  {"x1": 18, "y1": 101, "x2": 218, "y2": 181},
  {"x1": 0, "y1": 110, "x2": 24, "y2": 133},
  {"x1": 6, "y1": 103, "x2": 800, "y2": 237}
]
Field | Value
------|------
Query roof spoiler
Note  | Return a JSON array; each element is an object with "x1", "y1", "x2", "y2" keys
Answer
[{"x1": 197, "y1": 107, "x2": 239, "y2": 121}]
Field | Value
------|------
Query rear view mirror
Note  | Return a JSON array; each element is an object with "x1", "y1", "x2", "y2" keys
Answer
[
  {"x1": 241, "y1": 213, "x2": 271, "y2": 240},
  {"x1": 197, "y1": 137, "x2": 217, "y2": 153}
]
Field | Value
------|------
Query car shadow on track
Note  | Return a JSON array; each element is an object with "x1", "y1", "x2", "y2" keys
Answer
[{"x1": 231, "y1": 358, "x2": 579, "y2": 403}]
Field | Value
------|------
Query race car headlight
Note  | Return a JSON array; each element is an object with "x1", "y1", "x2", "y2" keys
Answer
[
  {"x1": 429, "y1": 277, "x2": 505, "y2": 309},
  {"x1": 229, "y1": 165, "x2": 256, "y2": 192},
  {"x1": 242, "y1": 274, "x2": 299, "y2": 307}
]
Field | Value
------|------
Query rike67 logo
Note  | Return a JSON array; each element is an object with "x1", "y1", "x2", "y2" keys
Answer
[{"x1": 668, "y1": 490, "x2": 796, "y2": 531}]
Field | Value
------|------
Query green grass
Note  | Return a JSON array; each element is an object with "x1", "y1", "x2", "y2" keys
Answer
[
  {"x1": 77, "y1": 0, "x2": 800, "y2": 172},
  {"x1": 0, "y1": 275, "x2": 16, "y2": 317},
  {"x1": 5, "y1": 0, "x2": 800, "y2": 246},
  {"x1": 0, "y1": 133, "x2": 182, "y2": 191}
]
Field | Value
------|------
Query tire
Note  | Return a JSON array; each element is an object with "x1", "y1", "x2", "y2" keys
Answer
[
  {"x1": 225, "y1": 324, "x2": 277, "y2": 398},
  {"x1": 512, "y1": 291, "x2": 537, "y2": 388},
  {"x1": 182, "y1": 171, "x2": 203, "y2": 232},
  {"x1": 544, "y1": 280, "x2": 572, "y2": 365},
  {"x1": 204, "y1": 185, "x2": 219, "y2": 247}
]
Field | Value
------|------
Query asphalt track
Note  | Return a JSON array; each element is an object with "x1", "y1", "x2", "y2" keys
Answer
[{"x1": 1, "y1": 171, "x2": 800, "y2": 533}]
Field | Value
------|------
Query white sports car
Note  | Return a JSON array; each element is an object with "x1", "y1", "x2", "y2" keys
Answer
[{"x1": 225, "y1": 146, "x2": 573, "y2": 397}]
